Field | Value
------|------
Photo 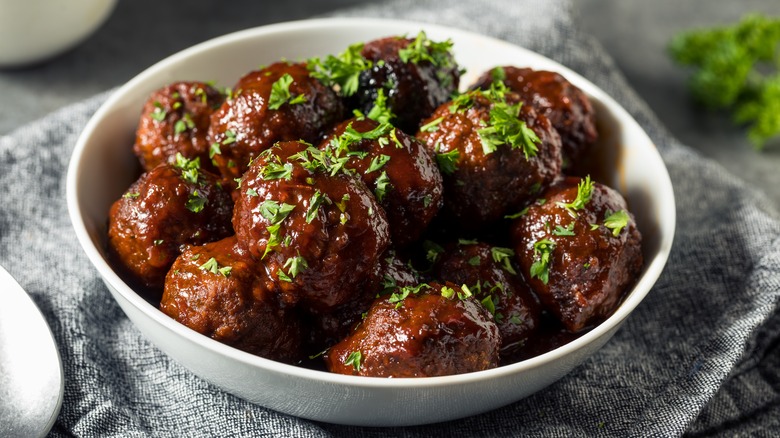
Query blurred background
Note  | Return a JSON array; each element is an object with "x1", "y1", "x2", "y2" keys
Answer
[{"x1": 1, "y1": 0, "x2": 779, "y2": 210}]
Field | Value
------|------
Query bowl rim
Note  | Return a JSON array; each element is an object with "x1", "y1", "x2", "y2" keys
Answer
[{"x1": 66, "y1": 16, "x2": 676, "y2": 390}]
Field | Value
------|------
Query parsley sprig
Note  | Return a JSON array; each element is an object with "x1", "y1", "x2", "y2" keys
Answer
[
  {"x1": 268, "y1": 73, "x2": 307, "y2": 110},
  {"x1": 309, "y1": 43, "x2": 372, "y2": 97},
  {"x1": 556, "y1": 176, "x2": 594, "y2": 217},
  {"x1": 398, "y1": 31, "x2": 455, "y2": 68},
  {"x1": 530, "y1": 238, "x2": 555, "y2": 285}
]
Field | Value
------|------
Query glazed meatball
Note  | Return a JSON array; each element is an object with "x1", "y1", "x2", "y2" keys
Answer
[
  {"x1": 305, "y1": 251, "x2": 418, "y2": 352},
  {"x1": 108, "y1": 158, "x2": 234, "y2": 292},
  {"x1": 344, "y1": 32, "x2": 460, "y2": 133},
  {"x1": 432, "y1": 242, "x2": 541, "y2": 357},
  {"x1": 510, "y1": 176, "x2": 642, "y2": 333},
  {"x1": 209, "y1": 62, "x2": 344, "y2": 180},
  {"x1": 232, "y1": 141, "x2": 390, "y2": 313},
  {"x1": 133, "y1": 81, "x2": 224, "y2": 171},
  {"x1": 319, "y1": 116, "x2": 443, "y2": 246},
  {"x1": 160, "y1": 237, "x2": 302, "y2": 363},
  {"x1": 416, "y1": 87, "x2": 563, "y2": 229},
  {"x1": 471, "y1": 67, "x2": 598, "y2": 170},
  {"x1": 324, "y1": 281, "x2": 500, "y2": 377}
]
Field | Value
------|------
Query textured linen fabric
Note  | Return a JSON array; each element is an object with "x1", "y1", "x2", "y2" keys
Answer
[{"x1": 1, "y1": 0, "x2": 779, "y2": 436}]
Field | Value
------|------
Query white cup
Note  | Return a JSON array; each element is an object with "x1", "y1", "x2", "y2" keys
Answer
[{"x1": 0, "y1": 0, "x2": 117, "y2": 67}]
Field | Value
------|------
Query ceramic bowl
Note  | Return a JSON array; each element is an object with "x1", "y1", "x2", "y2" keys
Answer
[{"x1": 67, "y1": 18, "x2": 675, "y2": 427}]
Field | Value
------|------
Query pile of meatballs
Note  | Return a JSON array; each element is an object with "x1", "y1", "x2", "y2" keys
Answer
[{"x1": 107, "y1": 32, "x2": 643, "y2": 378}]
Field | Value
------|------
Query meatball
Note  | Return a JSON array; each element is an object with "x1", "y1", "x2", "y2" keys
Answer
[
  {"x1": 232, "y1": 140, "x2": 390, "y2": 313},
  {"x1": 209, "y1": 62, "x2": 345, "y2": 180},
  {"x1": 510, "y1": 176, "x2": 643, "y2": 333},
  {"x1": 107, "y1": 158, "x2": 234, "y2": 293},
  {"x1": 304, "y1": 251, "x2": 419, "y2": 352},
  {"x1": 471, "y1": 66, "x2": 598, "y2": 170},
  {"x1": 432, "y1": 242, "x2": 541, "y2": 357},
  {"x1": 345, "y1": 32, "x2": 461, "y2": 133},
  {"x1": 133, "y1": 81, "x2": 224, "y2": 172},
  {"x1": 160, "y1": 237, "x2": 302, "y2": 363},
  {"x1": 416, "y1": 87, "x2": 563, "y2": 229},
  {"x1": 325, "y1": 281, "x2": 500, "y2": 377},
  {"x1": 319, "y1": 116, "x2": 443, "y2": 247}
]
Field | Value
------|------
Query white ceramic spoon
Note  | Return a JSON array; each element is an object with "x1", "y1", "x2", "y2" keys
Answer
[{"x1": 0, "y1": 265, "x2": 63, "y2": 437}]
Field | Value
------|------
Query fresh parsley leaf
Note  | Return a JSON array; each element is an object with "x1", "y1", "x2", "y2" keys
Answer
[
  {"x1": 530, "y1": 238, "x2": 555, "y2": 284},
  {"x1": 556, "y1": 175, "x2": 594, "y2": 217},
  {"x1": 309, "y1": 43, "x2": 372, "y2": 97},
  {"x1": 268, "y1": 73, "x2": 299, "y2": 110},
  {"x1": 604, "y1": 209, "x2": 630, "y2": 237},
  {"x1": 435, "y1": 149, "x2": 460, "y2": 175},
  {"x1": 344, "y1": 350, "x2": 362, "y2": 372}
]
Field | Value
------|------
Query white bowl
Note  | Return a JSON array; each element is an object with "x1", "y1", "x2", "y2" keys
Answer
[
  {"x1": 66, "y1": 18, "x2": 675, "y2": 427},
  {"x1": 0, "y1": 0, "x2": 117, "y2": 67}
]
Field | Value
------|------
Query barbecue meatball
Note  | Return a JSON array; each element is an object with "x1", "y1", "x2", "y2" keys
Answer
[
  {"x1": 107, "y1": 159, "x2": 234, "y2": 293},
  {"x1": 432, "y1": 242, "x2": 541, "y2": 357},
  {"x1": 319, "y1": 116, "x2": 443, "y2": 246},
  {"x1": 344, "y1": 32, "x2": 460, "y2": 133},
  {"x1": 160, "y1": 237, "x2": 302, "y2": 363},
  {"x1": 416, "y1": 88, "x2": 563, "y2": 229},
  {"x1": 305, "y1": 251, "x2": 418, "y2": 352},
  {"x1": 325, "y1": 281, "x2": 500, "y2": 377},
  {"x1": 510, "y1": 176, "x2": 642, "y2": 333},
  {"x1": 209, "y1": 62, "x2": 344, "y2": 181},
  {"x1": 471, "y1": 66, "x2": 598, "y2": 170},
  {"x1": 232, "y1": 140, "x2": 390, "y2": 313},
  {"x1": 133, "y1": 81, "x2": 224, "y2": 172}
]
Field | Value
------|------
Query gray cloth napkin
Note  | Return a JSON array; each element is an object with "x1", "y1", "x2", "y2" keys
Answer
[{"x1": 1, "y1": 0, "x2": 779, "y2": 436}]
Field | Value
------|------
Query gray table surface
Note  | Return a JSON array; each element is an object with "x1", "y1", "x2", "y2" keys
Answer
[{"x1": 2, "y1": 0, "x2": 779, "y2": 216}]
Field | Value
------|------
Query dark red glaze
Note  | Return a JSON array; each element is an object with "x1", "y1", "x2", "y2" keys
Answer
[
  {"x1": 324, "y1": 281, "x2": 500, "y2": 377},
  {"x1": 133, "y1": 81, "x2": 224, "y2": 172},
  {"x1": 107, "y1": 163, "x2": 233, "y2": 293},
  {"x1": 510, "y1": 176, "x2": 643, "y2": 333},
  {"x1": 471, "y1": 67, "x2": 598, "y2": 170},
  {"x1": 432, "y1": 242, "x2": 541, "y2": 357},
  {"x1": 347, "y1": 36, "x2": 460, "y2": 133},
  {"x1": 416, "y1": 91, "x2": 562, "y2": 229},
  {"x1": 304, "y1": 251, "x2": 419, "y2": 352},
  {"x1": 209, "y1": 62, "x2": 344, "y2": 181},
  {"x1": 232, "y1": 141, "x2": 390, "y2": 313},
  {"x1": 319, "y1": 117, "x2": 443, "y2": 247},
  {"x1": 160, "y1": 237, "x2": 302, "y2": 363}
]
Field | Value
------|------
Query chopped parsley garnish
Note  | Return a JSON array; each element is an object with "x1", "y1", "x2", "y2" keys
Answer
[
  {"x1": 279, "y1": 255, "x2": 308, "y2": 282},
  {"x1": 553, "y1": 223, "x2": 576, "y2": 236},
  {"x1": 261, "y1": 161, "x2": 294, "y2": 181},
  {"x1": 153, "y1": 239, "x2": 163, "y2": 246},
  {"x1": 222, "y1": 129, "x2": 237, "y2": 145},
  {"x1": 309, "y1": 42, "x2": 372, "y2": 96},
  {"x1": 556, "y1": 175, "x2": 594, "y2": 218},
  {"x1": 423, "y1": 240, "x2": 445, "y2": 263},
  {"x1": 398, "y1": 31, "x2": 455, "y2": 68},
  {"x1": 477, "y1": 101, "x2": 540, "y2": 158},
  {"x1": 246, "y1": 188, "x2": 258, "y2": 197},
  {"x1": 420, "y1": 116, "x2": 444, "y2": 133},
  {"x1": 457, "y1": 238, "x2": 478, "y2": 245},
  {"x1": 305, "y1": 190, "x2": 329, "y2": 223},
  {"x1": 209, "y1": 142, "x2": 221, "y2": 159},
  {"x1": 365, "y1": 89, "x2": 395, "y2": 124},
  {"x1": 374, "y1": 171, "x2": 392, "y2": 203},
  {"x1": 344, "y1": 350, "x2": 362, "y2": 372},
  {"x1": 366, "y1": 154, "x2": 391, "y2": 173},
  {"x1": 268, "y1": 73, "x2": 305, "y2": 110},
  {"x1": 123, "y1": 192, "x2": 140, "y2": 199},
  {"x1": 490, "y1": 66, "x2": 507, "y2": 82},
  {"x1": 504, "y1": 207, "x2": 529, "y2": 220},
  {"x1": 449, "y1": 93, "x2": 474, "y2": 113},
  {"x1": 490, "y1": 247, "x2": 517, "y2": 275},
  {"x1": 199, "y1": 257, "x2": 231, "y2": 277},
  {"x1": 435, "y1": 149, "x2": 460, "y2": 175},
  {"x1": 480, "y1": 295, "x2": 496, "y2": 315},
  {"x1": 389, "y1": 283, "x2": 430, "y2": 308},
  {"x1": 440, "y1": 286, "x2": 456, "y2": 299},
  {"x1": 258, "y1": 200, "x2": 295, "y2": 258},
  {"x1": 530, "y1": 238, "x2": 555, "y2": 284},
  {"x1": 173, "y1": 113, "x2": 195, "y2": 135},
  {"x1": 603, "y1": 209, "x2": 630, "y2": 236},
  {"x1": 508, "y1": 314, "x2": 523, "y2": 325},
  {"x1": 174, "y1": 153, "x2": 201, "y2": 184},
  {"x1": 150, "y1": 102, "x2": 167, "y2": 122},
  {"x1": 186, "y1": 190, "x2": 207, "y2": 213},
  {"x1": 467, "y1": 256, "x2": 481, "y2": 266}
]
